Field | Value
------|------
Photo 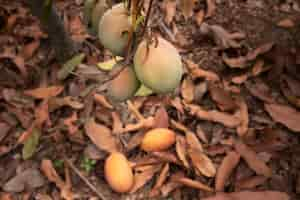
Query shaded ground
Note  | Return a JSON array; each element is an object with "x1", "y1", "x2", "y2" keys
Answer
[{"x1": 1, "y1": 0, "x2": 300, "y2": 199}]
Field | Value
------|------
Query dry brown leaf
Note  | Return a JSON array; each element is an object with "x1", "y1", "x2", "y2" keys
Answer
[
  {"x1": 206, "y1": 0, "x2": 216, "y2": 18},
  {"x1": 277, "y1": 18, "x2": 295, "y2": 28},
  {"x1": 170, "y1": 97, "x2": 185, "y2": 114},
  {"x1": 185, "y1": 59, "x2": 220, "y2": 81},
  {"x1": 186, "y1": 131, "x2": 203, "y2": 152},
  {"x1": 209, "y1": 83, "x2": 237, "y2": 111},
  {"x1": 0, "y1": 52, "x2": 27, "y2": 79},
  {"x1": 195, "y1": 10, "x2": 205, "y2": 26},
  {"x1": 185, "y1": 103, "x2": 241, "y2": 128},
  {"x1": 215, "y1": 151, "x2": 240, "y2": 191},
  {"x1": 154, "y1": 106, "x2": 169, "y2": 128},
  {"x1": 252, "y1": 59, "x2": 266, "y2": 76},
  {"x1": 0, "y1": 193, "x2": 13, "y2": 200},
  {"x1": 94, "y1": 93, "x2": 113, "y2": 109},
  {"x1": 22, "y1": 40, "x2": 40, "y2": 60},
  {"x1": 234, "y1": 139, "x2": 272, "y2": 177},
  {"x1": 174, "y1": 177, "x2": 213, "y2": 192},
  {"x1": 122, "y1": 117, "x2": 154, "y2": 133},
  {"x1": 202, "y1": 191, "x2": 289, "y2": 200},
  {"x1": 111, "y1": 112, "x2": 123, "y2": 135},
  {"x1": 196, "y1": 125, "x2": 208, "y2": 143},
  {"x1": 63, "y1": 112, "x2": 78, "y2": 135},
  {"x1": 130, "y1": 164, "x2": 161, "y2": 193},
  {"x1": 282, "y1": 75, "x2": 300, "y2": 97},
  {"x1": 175, "y1": 135, "x2": 190, "y2": 168},
  {"x1": 126, "y1": 132, "x2": 145, "y2": 151},
  {"x1": 181, "y1": 0, "x2": 196, "y2": 19},
  {"x1": 181, "y1": 77, "x2": 195, "y2": 103},
  {"x1": 41, "y1": 160, "x2": 74, "y2": 200},
  {"x1": 223, "y1": 43, "x2": 274, "y2": 68},
  {"x1": 48, "y1": 96, "x2": 84, "y2": 111},
  {"x1": 24, "y1": 86, "x2": 64, "y2": 99},
  {"x1": 188, "y1": 148, "x2": 216, "y2": 177},
  {"x1": 245, "y1": 80, "x2": 275, "y2": 103},
  {"x1": 235, "y1": 175, "x2": 268, "y2": 190},
  {"x1": 236, "y1": 97, "x2": 249, "y2": 137},
  {"x1": 84, "y1": 118, "x2": 119, "y2": 152},
  {"x1": 264, "y1": 103, "x2": 300, "y2": 132},
  {"x1": 152, "y1": 151, "x2": 181, "y2": 165},
  {"x1": 149, "y1": 163, "x2": 170, "y2": 197},
  {"x1": 163, "y1": 0, "x2": 177, "y2": 25}
]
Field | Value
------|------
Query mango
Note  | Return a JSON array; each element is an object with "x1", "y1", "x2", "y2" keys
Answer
[{"x1": 134, "y1": 37, "x2": 183, "y2": 93}]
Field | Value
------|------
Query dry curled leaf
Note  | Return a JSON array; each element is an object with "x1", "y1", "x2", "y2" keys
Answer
[
  {"x1": 209, "y1": 83, "x2": 237, "y2": 111},
  {"x1": 181, "y1": 77, "x2": 195, "y2": 103},
  {"x1": 235, "y1": 175, "x2": 268, "y2": 190},
  {"x1": 149, "y1": 163, "x2": 170, "y2": 197},
  {"x1": 24, "y1": 86, "x2": 64, "y2": 99},
  {"x1": 185, "y1": 59, "x2": 220, "y2": 81},
  {"x1": 264, "y1": 103, "x2": 300, "y2": 132},
  {"x1": 203, "y1": 191, "x2": 289, "y2": 200},
  {"x1": 154, "y1": 106, "x2": 169, "y2": 128},
  {"x1": 130, "y1": 164, "x2": 161, "y2": 193},
  {"x1": 84, "y1": 118, "x2": 119, "y2": 152},
  {"x1": 215, "y1": 151, "x2": 240, "y2": 191},
  {"x1": 163, "y1": 0, "x2": 177, "y2": 25},
  {"x1": 174, "y1": 177, "x2": 213, "y2": 192},
  {"x1": 126, "y1": 132, "x2": 145, "y2": 151},
  {"x1": 200, "y1": 23, "x2": 245, "y2": 49},
  {"x1": 245, "y1": 80, "x2": 275, "y2": 103},
  {"x1": 185, "y1": 103, "x2": 241, "y2": 128},
  {"x1": 188, "y1": 148, "x2": 216, "y2": 177},
  {"x1": 175, "y1": 135, "x2": 190, "y2": 168},
  {"x1": 111, "y1": 112, "x2": 123, "y2": 135},
  {"x1": 236, "y1": 97, "x2": 249, "y2": 137},
  {"x1": 181, "y1": 0, "x2": 196, "y2": 19},
  {"x1": 94, "y1": 93, "x2": 113, "y2": 109},
  {"x1": 223, "y1": 43, "x2": 274, "y2": 68},
  {"x1": 48, "y1": 96, "x2": 84, "y2": 111},
  {"x1": 234, "y1": 139, "x2": 272, "y2": 177}
]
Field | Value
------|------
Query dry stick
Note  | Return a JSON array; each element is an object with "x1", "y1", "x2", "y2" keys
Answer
[{"x1": 64, "y1": 158, "x2": 108, "y2": 200}]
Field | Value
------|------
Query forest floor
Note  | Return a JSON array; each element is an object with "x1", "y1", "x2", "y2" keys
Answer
[{"x1": 1, "y1": 0, "x2": 300, "y2": 199}]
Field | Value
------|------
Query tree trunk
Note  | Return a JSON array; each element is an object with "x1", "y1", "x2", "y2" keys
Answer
[{"x1": 27, "y1": 0, "x2": 77, "y2": 62}]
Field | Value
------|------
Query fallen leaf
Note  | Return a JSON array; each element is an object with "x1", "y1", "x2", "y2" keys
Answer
[
  {"x1": 234, "y1": 139, "x2": 272, "y2": 177},
  {"x1": 149, "y1": 163, "x2": 170, "y2": 197},
  {"x1": 236, "y1": 97, "x2": 249, "y2": 137},
  {"x1": 186, "y1": 131, "x2": 203, "y2": 152},
  {"x1": 84, "y1": 118, "x2": 119, "y2": 152},
  {"x1": 111, "y1": 112, "x2": 123, "y2": 135},
  {"x1": 160, "y1": 172, "x2": 184, "y2": 197},
  {"x1": 3, "y1": 168, "x2": 45, "y2": 192},
  {"x1": 127, "y1": 132, "x2": 145, "y2": 151},
  {"x1": 188, "y1": 148, "x2": 216, "y2": 177},
  {"x1": 163, "y1": 0, "x2": 177, "y2": 25},
  {"x1": 63, "y1": 112, "x2": 78, "y2": 135},
  {"x1": 264, "y1": 103, "x2": 300, "y2": 132},
  {"x1": 48, "y1": 96, "x2": 84, "y2": 111},
  {"x1": 97, "y1": 56, "x2": 123, "y2": 71},
  {"x1": 21, "y1": 40, "x2": 40, "y2": 60},
  {"x1": 0, "y1": 52, "x2": 27, "y2": 79},
  {"x1": 94, "y1": 93, "x2": 113, "y2": 109},
  {"x1": 209, "y1": 83, "x2": 237, "y2": 111},
  {"x1": 282, "y1": 75, "x2": 300, "y2": 97},
  {"x1": 181, "y1": 0, "x2": 196, "y2": 19},
  {"x1": 277, "y1": 18, "x2": 295, "y2": 28},
  {"x1": 152, "y1": 151, "x2": 181, "y2": 165},
  {"x1": 22, "y1": 127, "x2": 40, "y2": 160},
  {"x1": 222, "y1": 43, "x2": 274, "y2": 68},
  {"x1": 202, "y1": 191, "x2": 289, "y2": 200},
  {"x1": 185, "y1": 103, "x2": 241, "y2": 128},
  {"x1": 130, "y1": 164, "x2": 161, "y2": 193},
  {"x1": 154, "y1": 106, "x2": 169, "y2": 128},
  {"x1": 174, "y1": 177, "x2": 213, "y2": 192},
  {"x1": 24, "y1": 86, "x2": 64, "y2": 99},
  {"x1": 245, "y1": 80, "x2": 275, "y2": 103},
  {"x1": 176, "y1": 135, "x2": 190, "y2": 168},
  {"x1": 235, "y1": 175, "x2": 268, "y2": 190},
  {"x1": 206, "y1": 0, "x2": 216, "y2": 18},
  {"x1": 196, "y1": 125, "x2": 209, "y2": 143},
  {"x1": 185, "y1": 59, "x2": 220, "y2": 81},
  {"x1": 0, "y1": 193, "x2": 13, "y2": 200},
  {"x1": 0, "y1": 122, "x2": 10, "y2": 142},
  {"x1": 215, "y1": 151, "x2": 240, "y2": 191},
  {"x1": 195, "y1": 10, "x2": 205, "y2": 26},
  {"x1": 58, "y1": 53, "x2": 85, "y2": 80},
  {"x1": 69, "y1": 15, "x2": 89, "y2": 42},
  {"x1": 170, "y1": 97, "x2": 184, "y2": 114},
  {"x1": 41, "y1": 160, "x2": 74, "y2": 200},
  {"x1": 200, "y1": 23, "x2": 245, "y2": 49},
  {"x1": 181, "y1": 77, "x2": 195, "y2": 103}
]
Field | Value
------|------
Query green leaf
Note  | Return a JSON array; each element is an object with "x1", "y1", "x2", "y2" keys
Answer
[
  {"x1": 97, "y1": 56, "x2": 123, "y2": 71},
  {"x1": 22, "y1": 128, "x2": 40, "y2": 160},
  {"x1": 57, "y1": 53, "x2": 85, "y2": 80},
  {"x1": 135, "y1": 84, "x2": 153, "y2": 96}
]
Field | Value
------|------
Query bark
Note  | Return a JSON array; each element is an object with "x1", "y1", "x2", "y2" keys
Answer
[{"x1": 27, "y1": 0, "x2": 77, "y2": 62}]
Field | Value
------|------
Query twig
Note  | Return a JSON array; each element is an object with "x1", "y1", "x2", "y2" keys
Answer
[
  {"x1": 64, "y1": 158, "x2": 108, "y2": 200},
  {"x1": 141, "y1": 0, "x2": 154, "y2": 38}
]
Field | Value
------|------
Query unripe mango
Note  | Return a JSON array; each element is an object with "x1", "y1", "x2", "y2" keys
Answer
[
  {"x1": 98, "y1": 3, "x2": 131, "y2": 56},
  {"x1": 104, "y1": 152, "x2": 134, "y2": 193},
  {"x1": 107, "y1": 65, "x2": 140, "y2": 101},
  {"x1": 134, "y1": 37, "x2": 183, "y2": 93}
]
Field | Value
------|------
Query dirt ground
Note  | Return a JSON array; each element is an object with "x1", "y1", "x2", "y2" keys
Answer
[{"x1": 1, "y1": 0, "x2": 300, "y2": 199}]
